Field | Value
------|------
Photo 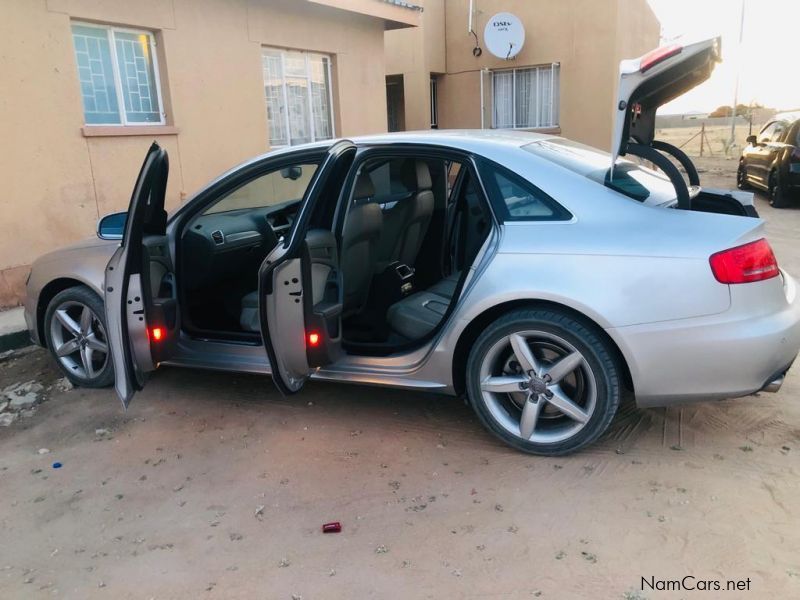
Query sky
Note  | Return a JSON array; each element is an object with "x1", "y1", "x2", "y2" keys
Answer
[{"x1": 646, "y1": 0, "x2": 799, "y2": 114}]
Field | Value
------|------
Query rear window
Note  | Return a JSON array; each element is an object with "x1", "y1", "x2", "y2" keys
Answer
[
  {"x1": 523, "y1": 138, "x2": 677, "y2": 206},
  {"x1": 479, "y1": 162, "x2": 572, "y2": 221}
]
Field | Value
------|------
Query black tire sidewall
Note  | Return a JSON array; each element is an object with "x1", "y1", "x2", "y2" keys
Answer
[
  {"x1": 770, "y1": 171, "x2": 789, "y2": 208},
  {"x1": 44, "y1": 286, "x2": 115, "y2": 388},
  {"x1": 465, "y1": 309, "x2": 620, "y2": 456},
  {"x1": 737, "y1": 164, "x2": 748, "y2": 189}
]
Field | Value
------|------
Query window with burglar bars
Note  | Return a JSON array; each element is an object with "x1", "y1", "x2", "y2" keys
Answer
[
  {"x1": 71, "y1": 23, "x2": 164, "y2": 125},
  {"x1": 262, "y1": 48, "x2": 335, "y2": 147},
  {"x1": 492, "y1": 64, "x2": 560, "y2": 129}
]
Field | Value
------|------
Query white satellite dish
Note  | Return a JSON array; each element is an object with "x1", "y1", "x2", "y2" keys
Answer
[{"x1": 484, "y1": 12, "x2": 525, "y2": 60}]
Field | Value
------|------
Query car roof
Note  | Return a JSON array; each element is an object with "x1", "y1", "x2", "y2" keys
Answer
[
  {"x1": 257, "y1": 129, "x2": 558, "y2": 162},
  {"x1": 774, "y1": 111, "x2": 800, "y2": 123},
  {"x1": 351, "y1": 129, "x2": 557, "y2": 150}
]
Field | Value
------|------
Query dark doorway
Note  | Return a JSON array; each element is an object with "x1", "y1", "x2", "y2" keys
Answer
[{"x1": 386, "y1": 75, "x2": 405, "y2": 132}]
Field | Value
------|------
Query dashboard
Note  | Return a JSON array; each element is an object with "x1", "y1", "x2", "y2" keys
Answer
[{"x1": 181, "y1": 200, "x2": 300, "y2": 291}]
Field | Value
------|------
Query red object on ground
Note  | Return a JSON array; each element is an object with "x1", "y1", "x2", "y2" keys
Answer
[{"x1": 322, "y1": 521, "x2": 341, "y2": 533}]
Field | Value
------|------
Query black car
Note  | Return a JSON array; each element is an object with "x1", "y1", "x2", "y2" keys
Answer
[{"x1": 738, "y1": 112, "x2": 800, "y2": 208}]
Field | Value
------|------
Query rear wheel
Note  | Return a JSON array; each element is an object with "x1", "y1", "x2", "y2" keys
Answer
[
  {"x1": 44, "y1": 287, "x2": 114, "y2": 388},
  {"x1": 769, "y1": 171, "x2": 790, "y2": 208},
  {"x1": 465, "y1": 308, "x2": 620, "y2": 455}
]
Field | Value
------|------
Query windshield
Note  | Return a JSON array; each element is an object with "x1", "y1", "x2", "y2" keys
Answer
[{"x1": 523, "y1": 138, "x2": 678, "y2": 206}]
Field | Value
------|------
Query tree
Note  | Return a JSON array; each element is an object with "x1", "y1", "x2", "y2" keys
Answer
[
  {"x1": 709, "y1": 105, "x2": 733, "y2": 118},
  {"x1": 709, "y1": 103, "x2": 763, "y2": 118}
]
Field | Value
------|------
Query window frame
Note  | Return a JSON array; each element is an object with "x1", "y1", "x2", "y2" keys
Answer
[
  {"x1": 477, "y1": 158, "x2": 572, "y2": 222},
  {"x1": 491, "y1": 63, "x2": 560, "y2": 130},
  {"x1": 71, "y1": 21, "x2": 166, "y2": 127},
  {"x1": 262, "y1": 47, "x2": 336, "y2": 148}
]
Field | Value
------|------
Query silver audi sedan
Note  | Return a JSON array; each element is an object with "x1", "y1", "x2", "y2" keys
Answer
[{"x1": 24, "y1": 38, "x2": 800, "y2": 455}]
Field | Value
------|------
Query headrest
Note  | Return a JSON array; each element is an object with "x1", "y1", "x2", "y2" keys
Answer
[
  {"x1": 400, "y1": 160, "x2": 432, "y2": 191},
  {"x1": 354, "y1": 172, "x2": 375, "y2": 199}
]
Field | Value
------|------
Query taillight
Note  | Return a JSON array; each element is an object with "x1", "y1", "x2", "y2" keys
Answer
[
  {"x1": 640, "y1": 44, "x2": 682, "y2": 72},
  {"x1": 709, "y1": 238, "x2": 779, "y2": 284}
]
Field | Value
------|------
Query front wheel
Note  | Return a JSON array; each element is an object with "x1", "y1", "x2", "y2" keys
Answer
[
  {"x1": 736, "y1": 163, "x2": 750, "y2": 190},
  {"x1": 44, "y1": 286, "x2": 114, "y2": 388},
  {"x1": 465, "y1": 309, "x2": 621, "y2": 455}
]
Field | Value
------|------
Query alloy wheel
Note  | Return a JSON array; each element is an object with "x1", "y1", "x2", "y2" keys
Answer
[
  {"x1": 49, "y1": 300, "x2": 110, "y2": 380},
  {"x1": 478, "y1": 331, "x2": 597, "y2": 444}
]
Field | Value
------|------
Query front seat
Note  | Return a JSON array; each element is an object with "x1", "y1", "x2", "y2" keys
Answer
[
  {"x1": 375, "y1": 160, "x2": 435, "y2": 271},
  {"x1": 340, "y1": 171, "x2": 383, "y2": 317}
]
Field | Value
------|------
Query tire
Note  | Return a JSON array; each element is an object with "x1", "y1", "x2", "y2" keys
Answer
[
  {"x1": 465, "y1": 308, "x2": 620, "y2": 456},
  {"x1": 44, "y1": 286, "x2": 114, "y2": 388},
  {"x1": 736, "y1": 163, "x2": 750, "y2": 190},
  {"x1": 768, "y1": 170, "x2": 790, "y2": 208}
]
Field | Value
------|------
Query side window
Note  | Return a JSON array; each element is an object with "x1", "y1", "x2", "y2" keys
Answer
[
  {"x1": 771, "y1": 121, "x2": 787, "y2": 143},
  {"x1": 759, "y1": 122, "x2": 778, "y2": 144},
  {"x1": 204, "y1": 163, "x2": 319, "y2": 215},
  {"x1": 482, "y1": 163, "x2": 571, "y2": 221}
]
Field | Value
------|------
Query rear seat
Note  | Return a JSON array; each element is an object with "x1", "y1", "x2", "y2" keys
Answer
[{"x1": 386, "y1": 272, "x2": 460, "y2": 339}]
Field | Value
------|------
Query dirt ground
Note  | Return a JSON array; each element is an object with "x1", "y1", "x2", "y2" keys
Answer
[{"x1": 2, "y1": 162, "x2": 800, "y2": 599}]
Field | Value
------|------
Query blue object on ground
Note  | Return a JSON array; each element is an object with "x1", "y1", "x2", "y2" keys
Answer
[{"x1": 52, "y1": 462, "x2": 62, "y2": 469}]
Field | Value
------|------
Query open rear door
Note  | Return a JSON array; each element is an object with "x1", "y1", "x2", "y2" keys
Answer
[
  {"x1": 105, "y1": 142, "x2": 178, "y2": 407},
  {"x1": 259, "y1": 141, "x2": 356, "y2": 394}
]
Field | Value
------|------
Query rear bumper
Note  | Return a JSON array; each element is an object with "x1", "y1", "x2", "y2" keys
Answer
[{"x1": 609, "y1": 271, "x2": 800, "y2": 407}]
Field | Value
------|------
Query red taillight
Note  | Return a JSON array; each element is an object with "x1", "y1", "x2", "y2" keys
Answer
[
  {"x1": 709, "y1": 238, "x2": 779, "y2": 284},
  {"x1": 640, "y1": 44, "x2": 682, "y2": 72},
  {"x1": 149, "y1": 327, "x2": 164, "y2": 341},
  {"x1": 307, "y1": 332, "x2": 320, "y2": 347}
]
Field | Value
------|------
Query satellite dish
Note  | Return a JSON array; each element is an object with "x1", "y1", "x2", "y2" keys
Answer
[{"x1": 484, "y1": 12, "x2": 525, "y2": 60}]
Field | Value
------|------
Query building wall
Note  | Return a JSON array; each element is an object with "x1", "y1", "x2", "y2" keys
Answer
[
  {"x1": 385, "y1": 0, "x2": 445, "y2": 131},
  {"x1": 0, "y1": 0, "x2": 410, "y2": 307},
  {"x1": 386, "y1": 0, "x2": 660, "y2": 150}
]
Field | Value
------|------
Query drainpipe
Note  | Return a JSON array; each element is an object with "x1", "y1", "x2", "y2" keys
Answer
[
  {"x1": 480, "y1": 68, "x2": 486, "y2": 129},
  {"x1": 468, "y1": 0, "x2": 473, "y2": 33}
]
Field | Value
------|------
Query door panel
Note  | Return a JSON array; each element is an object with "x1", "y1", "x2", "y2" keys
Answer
[
  {"x1": 302, "y1": 229, "x2": 343, "y2": 367},
  {"x1": 259, "y1": 140, "x2": 355, "y2": 394},
  {"x1": 104, "y1": 142, "x2": 175, "y2": 407}
]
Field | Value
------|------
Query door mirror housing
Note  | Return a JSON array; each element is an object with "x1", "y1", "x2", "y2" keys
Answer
[
  {"x1": 746, "y1": 135, "x2": 757, "y2": 145},
  {"x1": 97, "y1": 211, "x2": 127, "y2": 240},
  {"x1": 280, "y1": 165, "x2": 303, "y2": 180}
]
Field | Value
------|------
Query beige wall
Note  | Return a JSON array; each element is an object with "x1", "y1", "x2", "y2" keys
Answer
[
  {"x1": 0, "y1": 0, "x2": 411, "y2": 307},
  {"x1": 387, "y1": 0, "x2": 660, "y2": 149},
  {"x1": 385, "y1": 0, "x2": 445, "y2": 131}
]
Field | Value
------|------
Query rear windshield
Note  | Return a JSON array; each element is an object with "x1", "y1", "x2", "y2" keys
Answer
[{"x1": 523, "y1": 138, "x2": 677, "y2": 206}]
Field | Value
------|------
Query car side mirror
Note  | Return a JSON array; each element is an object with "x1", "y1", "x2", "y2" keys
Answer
[
  {"x1": 746, "y1": 135, "x2": 757, "y2": 145},
  {"x1": 97, "y1": 211, "x2": 127, "y2": 240},
  {"x1": 280, "y1": 166, "x2": 303, "y2": 181}
]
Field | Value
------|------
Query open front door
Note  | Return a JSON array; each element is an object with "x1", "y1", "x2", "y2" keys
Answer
[
  {"x1": 259, "y1": 141, "x2": 355, "y2": 394},
  {"x1": 105, "y1": 142, "x2": 178, "y2": 407}
]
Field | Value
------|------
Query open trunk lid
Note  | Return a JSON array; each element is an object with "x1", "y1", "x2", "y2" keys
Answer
[{"x1": 612, "y1": 37, "x2": 721, "y2": 165}]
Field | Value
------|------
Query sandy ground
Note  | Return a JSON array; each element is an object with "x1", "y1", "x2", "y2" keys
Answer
[{"x1": 2, "y1": 163, "x2": 800, "y2": 599}]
